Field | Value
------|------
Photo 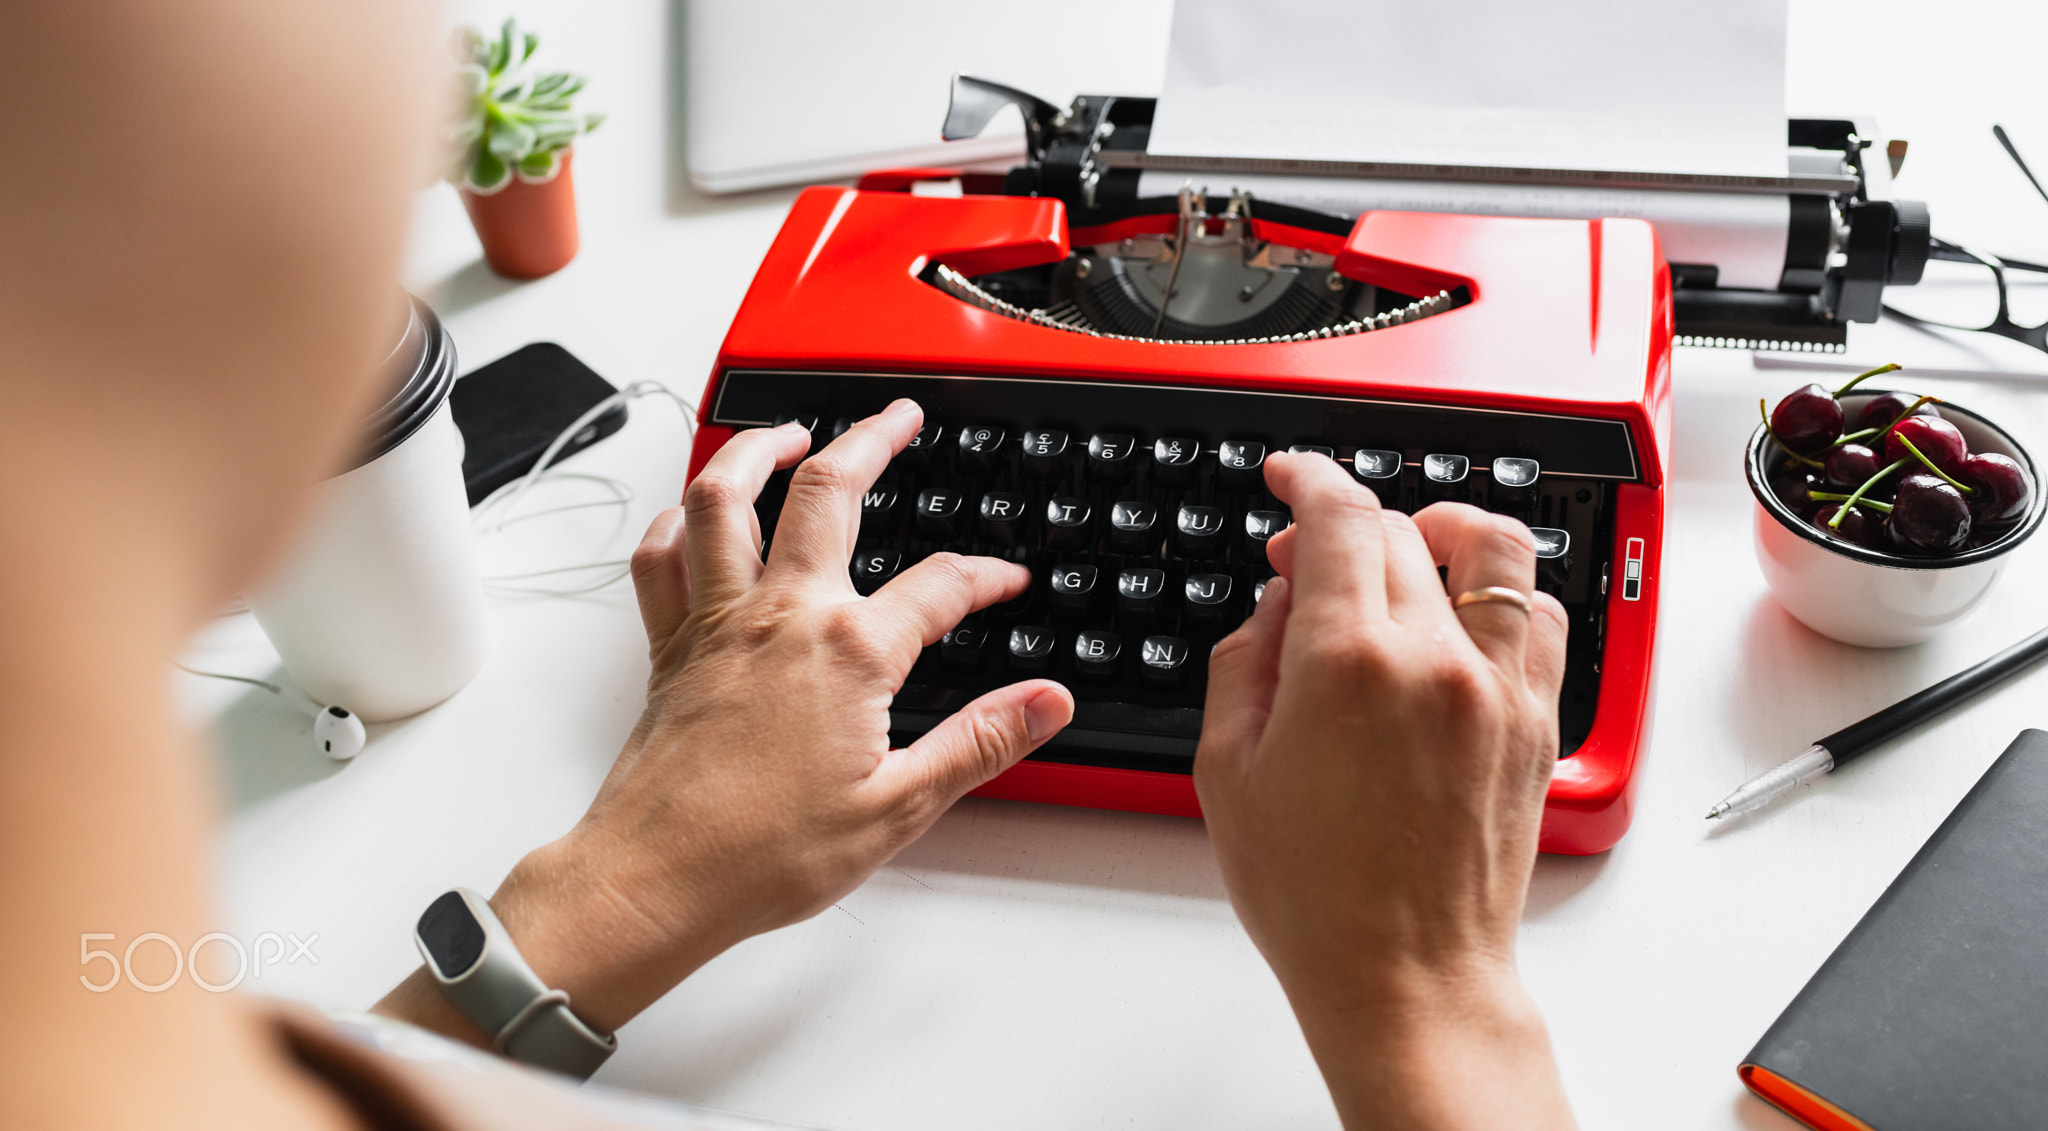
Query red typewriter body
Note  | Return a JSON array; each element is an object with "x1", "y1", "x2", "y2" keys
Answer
[{"x1": 690, "y1": 182, "x2": 1671, "y2": 855}]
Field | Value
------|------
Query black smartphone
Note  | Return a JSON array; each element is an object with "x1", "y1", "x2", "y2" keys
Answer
[{"x1": 449, "y1": 342, "x2": 629, "y2": 506}]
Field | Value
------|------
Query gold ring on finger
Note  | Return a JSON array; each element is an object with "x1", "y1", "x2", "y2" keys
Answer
[{"x1": 1452, "y1": 586, "x2": 1533, "y2": 615}]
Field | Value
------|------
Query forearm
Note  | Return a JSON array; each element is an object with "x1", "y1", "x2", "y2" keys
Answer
[
  {"x1": 372, "y1": 829, "x2": 734, "y2": 1046},
  {"x1": 1291, "y1": 971, "x2": 1576, "y2": 1131}
]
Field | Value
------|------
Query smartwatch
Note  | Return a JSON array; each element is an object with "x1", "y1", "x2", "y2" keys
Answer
[{"x1": 413, "y1": 887, "x2": 616, "y2": 1079}]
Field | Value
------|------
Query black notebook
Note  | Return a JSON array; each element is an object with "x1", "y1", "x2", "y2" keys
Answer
[{"x1": 1740, "y1": 729, "x2": 2048, "y2": 1131}]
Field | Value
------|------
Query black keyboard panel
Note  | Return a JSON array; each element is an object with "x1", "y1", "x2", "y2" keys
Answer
[{"x1": 715, "y1": 370, "x2": 1626, "y2": 772}]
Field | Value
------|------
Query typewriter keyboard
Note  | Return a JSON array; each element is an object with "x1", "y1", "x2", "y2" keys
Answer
[{"x1": 712, "y1": 370, "x2": 1634, "y2": 772}]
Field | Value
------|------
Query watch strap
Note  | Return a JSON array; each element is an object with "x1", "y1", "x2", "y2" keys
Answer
[{"x1": 414, "y1": 888, "x2": 616, "y2": 1079}]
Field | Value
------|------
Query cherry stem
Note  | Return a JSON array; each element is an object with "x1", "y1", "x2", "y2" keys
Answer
[
  {"x1": 1833, "y1": 361, "x2": 1902, "y2": 398},
  {"x1": 1826, "y1": 426, "x2": 1881, "y2": 450},
  {"x1": 1829, "y1": 457, "x2": 1909, "y2": 528},
  {"x1": 1759, "y1": 398, "x2": 1826, "y2": 468},
  {"x1": 1808, "y1": 490, "x2": 1894, "y2": 515},
  {"x1": 1893, "y1": 433, "x2": 1977, "y2": 494},
  {"x1": 1884, "y1": 394, "x2": 1943, "y2": 433}
]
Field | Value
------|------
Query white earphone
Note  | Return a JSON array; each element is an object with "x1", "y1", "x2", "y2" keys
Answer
[{"x1": 176, "y1": 665, "x2": 367, "y2": 760}]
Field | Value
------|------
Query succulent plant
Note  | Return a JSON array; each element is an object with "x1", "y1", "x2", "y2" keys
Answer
[{"x1": 449, "y1": 20, "x2": 603, "y2": 194}]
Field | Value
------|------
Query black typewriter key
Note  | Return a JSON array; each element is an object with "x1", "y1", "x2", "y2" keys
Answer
[
  {"x1": 1243, "y1": 509, "x2": 1289, "y2": 565},
  {"x1": 1151, "y1": 437, "x2": 1202, "y2": 487},
  {"x1": 914, "y1": 488, "x2": 966, "y2": 539},
  {"x1": 1049, "y1": 563, "x2": 1100, "y2": 613},
  {"x1": 1421, "y1": 453, "x2": 1470, "y2": 504},
  {"x1": 958, "y1": 424, "x2": 1007, "y2": 475},
  {"x1": 1422, "y1": 453, "x2": 1470, "y2": 484},
  {"x1": 1086, "y1": 432, "x2": 1139, "y2": 482},
  {"x1": 1288, "y1": 443, "x2": 1336, "y2": 461},
  {"x1": 1489, "y1": 456, "x2": 1541, "y2": 513},
  {"x1": 1139, "y1": 635, "x2": 1192, "y2": 690},
  {"x1": 1253, "y1": 579, "x2": 1269, "y2": 605},
  {"x1": 1492, "y1": 457, "x2": 1540, "y2": 488},
  {"x1": 1184, "y1": 573, "x2": 1234, "y2": 623},
  {"x1": 773, "y1": 412, "x2": 822, "y2": 455},
  {"x1": 1217, "y1": 440, "x2": 1267, "y2": 491},
  {"x1": 1007, "y1": 625, "x2": 1056, "y2": 674},
  {"x1": 850, "y1": 548, "x2": 902, "y2": 596},
  {"x1": 860, "y1": 480, "x2": 901, "y2": 536},
  {"x1": 1175, "y1": 504, "x2": 1226, "y2": 558},
  {"x1": 941, "y1": 622, "x2": 989, "y2": 671},
  {"x1": 894, "y1": 421, "x2": 945, "y2": 472},
  {"x1": 1530, "y1": 526, "x2": 1572, "y2": 584},
  {"x1": 1044, "y1": 496, "x2": 1094, "y2": 550},
  {"x1": 1074, "y1": 630, "x2": 1122, "y2": 681},
  {"x1": 1118, "y1": 568, "x2": 1167, "y2": 619},
  {"x1": 1352, "y1": 448, "x2": 1402, "y2": 480},
  {"x1": 1021, "y1": 429, "x2": 1073, "y2": 479},
  {"x1": 829, "y1": 416, "x2": 857, "y2": 439},
  {"x1": 1109, "y1": 500, "x2": 1161, "y2": 553},
  {"x1": 979, "y1": 491, "x2": 1029, "y2": 546}
]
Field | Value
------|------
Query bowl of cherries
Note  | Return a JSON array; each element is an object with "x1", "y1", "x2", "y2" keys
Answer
[{"x1": 1747, "y1": 363, "x2": 2044, "y2": 647}]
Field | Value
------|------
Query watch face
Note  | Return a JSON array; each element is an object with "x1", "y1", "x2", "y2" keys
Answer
[{"x1": 418, "y1": 890, "x2": 487, "y2": 979}]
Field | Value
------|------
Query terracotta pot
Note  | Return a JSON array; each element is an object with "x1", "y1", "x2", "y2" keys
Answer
[{"x1": 459, "y1": 150, "x2": 580, "y2": 279}]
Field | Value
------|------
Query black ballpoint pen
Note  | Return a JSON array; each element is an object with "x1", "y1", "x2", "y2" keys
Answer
[{"x1": 1707, "y1": 625, "x2": 2048, "y2": 820}]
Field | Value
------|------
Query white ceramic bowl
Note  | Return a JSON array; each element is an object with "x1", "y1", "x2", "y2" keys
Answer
[{"x1": 1747, "y1": 391, "x2": 2044, "y2": 648}]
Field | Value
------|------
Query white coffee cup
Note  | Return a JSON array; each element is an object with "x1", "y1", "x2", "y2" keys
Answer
[{"x1": 248, "y1": 296, "x2": 485, "y2": 721}]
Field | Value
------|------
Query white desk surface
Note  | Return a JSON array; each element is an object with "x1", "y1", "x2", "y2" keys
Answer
[{"x1": 188, "y1": 3, "x2": 2048, "y2": 1128}]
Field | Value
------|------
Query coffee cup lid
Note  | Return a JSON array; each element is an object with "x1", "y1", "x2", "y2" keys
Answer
[{"x1": 349, "y1": 293, "x2": 457, "y2": 472}]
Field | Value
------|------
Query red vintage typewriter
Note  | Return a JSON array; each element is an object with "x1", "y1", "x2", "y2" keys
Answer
[{"x1": 688, "y1": 98, "x2": 1672, "y2": 855}]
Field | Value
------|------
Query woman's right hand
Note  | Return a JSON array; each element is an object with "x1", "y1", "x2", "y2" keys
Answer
[{"x1": 1194, "y1": 451, "x2": 1577, "y2": 1130}]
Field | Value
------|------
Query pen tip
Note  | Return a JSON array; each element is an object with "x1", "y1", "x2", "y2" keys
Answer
[{"x1": 1704, "y1": 810, "x2": 1720, "y2": 820}]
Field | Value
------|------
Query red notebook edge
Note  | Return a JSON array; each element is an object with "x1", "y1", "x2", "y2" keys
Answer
[{"x1": 1738, "y1": 1064, "x2": 1880, "y2": 1131}]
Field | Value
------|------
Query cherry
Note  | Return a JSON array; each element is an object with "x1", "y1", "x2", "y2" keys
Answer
[
  {"x1": 1959, "y1": 452, "x2": 2032, "y2": 527},
  {"x1": 1824, "y1": 443, "x2": 1881, "y2": 490},
  {"x1": 1884, "y1": 415, "x2": 1969, "y2": 477},
  {"x1": 1888, "y1": 473, "x2": 1972, "y2": 553},
  {"x1": 1770, "y1": 384, "x2": 1844, "y2": 453},
  {"x1": 1770, "y1": 467, "x2": 1825, "y2": 517},
  {"x1": 1813, "y1": 503, "x2": 1885, "y2": 550},
  {"x1": 1856, "y1": 391, "x2": 1938, "y2": 431}
]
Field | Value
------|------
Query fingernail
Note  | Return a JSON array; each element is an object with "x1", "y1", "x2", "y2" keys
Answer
[
  {"x1": 775, "y1": 421, "x2": 808, "y2": 434},
  {"x1": 1024, "y1": 686, "x2": 1072, "y2": 744},
  {"x1": 885, "y1": 398, "x2": 920, "y2": 418}
]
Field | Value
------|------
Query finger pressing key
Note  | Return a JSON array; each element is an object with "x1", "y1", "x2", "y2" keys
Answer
[
  {"x1": 1412, "y1": 502, "x2": 1539, "y2": 673},
  {"x1": 682, "y1": 423, "x2": 812, "y2": 606},
  {"x1": 1261, "y1": 450, "x2": 1391, "y2": 625},
  {"x1": 768, "y1": 399, "x2": 924, "y2": 581},
  {"x1": 864, "y1": 551, "x2": 1030, "y2": 667}
]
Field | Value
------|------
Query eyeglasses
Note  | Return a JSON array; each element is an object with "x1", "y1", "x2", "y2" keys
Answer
[{"x1": 1882, "y1": 125, "x2": 2048, "y2": 353}]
